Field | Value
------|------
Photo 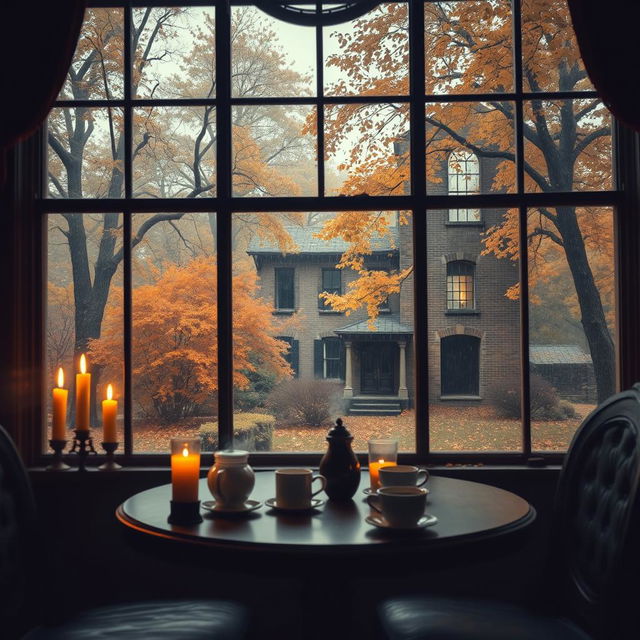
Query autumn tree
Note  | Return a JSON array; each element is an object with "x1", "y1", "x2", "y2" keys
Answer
[
  {"x1": 48, "y1": 7, "x2": 313, "y2": 423},
  {"x1": 89, "y1": 257, "x2": 291, "y2": 421},
  {"x1": 320, "y1": 0, "x2": 615, "y2": 402}
]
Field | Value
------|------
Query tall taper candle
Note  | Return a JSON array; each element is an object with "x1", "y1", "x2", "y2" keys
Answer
[
  {"x1": 52, "y1": 367, "x2": 68, "y2": 440},
  {"x1": 75, "y1": 354, "x2": 91, "y2": 431},
  {"x1": 102, "y1": 384, "x2": 117, "y2": 443}
]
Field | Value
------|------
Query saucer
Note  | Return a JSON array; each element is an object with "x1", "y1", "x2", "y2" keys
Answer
[
  {"x1": 201, "y1": 499, "x2": 262, "y2": 514},
  {"x1": 365, "y1": 513, "x2": 438, "y2": 530},
  {"x1": 363, "y1": 487, "x2": 378, "y2": 496},
  {"x1": 265, "y1": 497, "x2": 324, "y2": 512}
]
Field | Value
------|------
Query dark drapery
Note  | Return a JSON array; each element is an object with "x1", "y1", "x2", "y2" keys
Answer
[
  {"x1": 568, "y1": 1, "x2": 640, "y2": 131},
  {"x1": 0, "y1": 1, "x2": 85, "y2": 176}
]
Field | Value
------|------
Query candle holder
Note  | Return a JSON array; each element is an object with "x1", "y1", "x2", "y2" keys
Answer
[
  {"x1": 69, "y1": 429, "x2": 97, "y2": 471},
  {"x1": 99, "y1": 441, "x2": 122, "y2": 471},
  {"x1": 367, "y1": 438, "x2": 398, "y2": 490},
  {"x1": 168, "y1": 500, "x2": 203, "y2": 525},
  {"x1": 47, "y1": 439, "x2": 70, "y2": 471}
]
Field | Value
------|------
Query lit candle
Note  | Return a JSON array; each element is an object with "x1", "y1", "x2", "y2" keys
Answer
[
  {"x1": 102, "y1": 384, "x2": 117, "y2": 443},
  {"x1": 52, "y1": 367, "x2": 68, "y2": 440},
  {"x1": 171, "y1": 440, "x2": 201, "y2": 502},
  {"x1": 75, "y1": 354, "x2": 91, "y2": 431},
  {"x1": 369, "y1": 458, "x2": 397, "y2": 490}
]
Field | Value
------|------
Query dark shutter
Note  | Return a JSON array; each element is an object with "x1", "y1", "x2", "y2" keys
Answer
[
  {"x1": 291, "y1": 339, "x2": 299, "y2": 377},
  {"x1": 340, "y1": 339, "x2": 346, "y2": 381},
  {"x1": 314, "y1": 339, "x2": 323, "y2": 378},
  {"x1": 275, "y1": 268, "x2": 294, "y2": 309}
]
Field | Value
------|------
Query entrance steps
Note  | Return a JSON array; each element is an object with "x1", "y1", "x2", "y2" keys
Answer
[{"x1": 348, "y1": 397, "x2": 402, "y2": 416}]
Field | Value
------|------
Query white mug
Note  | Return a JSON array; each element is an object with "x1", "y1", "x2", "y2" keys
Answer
[
  {"x1": 367, "y1": 486, "x2": 428, "y2": 528},
  {"x1": 275, "y1": 468, "x2": 327, "y2": 509},
  {"x1": 379, "y1": 464, "x2": 429, "y2": 489}
]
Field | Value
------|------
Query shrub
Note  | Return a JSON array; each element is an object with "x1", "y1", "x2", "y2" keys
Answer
[
  {"x1": 199, "y1": 413, "x2": 275, "y2": 451},
  {"x1": 234, "y1": 365, "x2": 278, "y2": 411},
  {"x1": 494, "y1": 374, "x2": 577, "y2": 421},
  {"x1": 266, "y1": 378, "x2": 343, "y2": 426}
]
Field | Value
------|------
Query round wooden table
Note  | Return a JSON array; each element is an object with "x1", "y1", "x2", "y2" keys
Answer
[
  {"x1": 117, "y1": 471, "x2": 535, "y2": 555},
  {"x1": 117, "y1": 471, "x2": 535, "y2": 639}
]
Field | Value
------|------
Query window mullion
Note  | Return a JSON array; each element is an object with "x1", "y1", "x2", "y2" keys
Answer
[
  {"x1": 410, "y1": 0, "x2": 428, "y2": 459},
  {"x1": 216, "y1": 0, "x2": 234, "y2": 450}
]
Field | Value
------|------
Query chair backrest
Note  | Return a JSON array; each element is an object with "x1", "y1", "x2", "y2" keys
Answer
[
  {"x1": 0, "y1": 424, "x2": 42, "y2": 637},
  {"x1": 551, "y1": 384, "x2": 640, "y2": 639}
]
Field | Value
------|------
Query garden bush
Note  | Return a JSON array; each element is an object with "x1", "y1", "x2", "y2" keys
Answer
[
  {"x1": 494, "y1": 374, "x2": 577, "y2": 421},
  {"x1": 266, "y1": 378, "x2": 343, "y2": 426},
  {"x1": 199, "y1": 412, "x2": 275, "y2": 451}
]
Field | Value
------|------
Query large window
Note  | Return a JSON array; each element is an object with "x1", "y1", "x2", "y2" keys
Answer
[{"x1": 42, "y1": 1, "x2": 620, "y2": 461}]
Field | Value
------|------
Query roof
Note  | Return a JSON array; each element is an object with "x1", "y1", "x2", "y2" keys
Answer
[
  {"x1": 247, "y1": 224, "x2": 398, "y2": 255},
  {"x1": 334, "y1": 315, "x2": 413, "y2": 335},
  {"x1": 530, "y1": 344, "x2": 592, "y2": 365}
]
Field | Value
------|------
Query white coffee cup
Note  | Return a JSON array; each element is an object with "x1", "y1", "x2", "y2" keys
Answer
[
  {"x1": 275, "y1": 468, "x2": 327, "y2": 509},
  {"x1": 367, "y1": 486, "x2": 428, "y2": 527},
  {"x1": 379, "y1": 464, "x2": 429, "y2": 489}
]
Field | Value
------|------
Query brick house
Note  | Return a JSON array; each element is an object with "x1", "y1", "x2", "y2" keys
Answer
[{"x1": 247, "y1": 150, "x2": 523, "y2": 415}]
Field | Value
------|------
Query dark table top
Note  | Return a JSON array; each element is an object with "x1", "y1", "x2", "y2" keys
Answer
[{"x1": 116, "y1": 471, "x2": 536, "y2": 556}]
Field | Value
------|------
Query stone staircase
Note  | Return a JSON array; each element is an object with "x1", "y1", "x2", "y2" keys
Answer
[{"x1": 348, "y1": 397, "x2": 402, "y2": 416}]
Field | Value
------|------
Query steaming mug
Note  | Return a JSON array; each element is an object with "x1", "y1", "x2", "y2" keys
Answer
[
  {"x1": 207, "y1": 450, "x2": 255, "y2": 509},
  {"x1": 379, "y1": 464, "x2": 429, "y2": 488}
]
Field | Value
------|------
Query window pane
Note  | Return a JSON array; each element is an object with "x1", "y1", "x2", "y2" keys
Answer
[
  {"x1": 425, "y1": 0, "x2": 513, "y2": 94},
  {"x1": 429, "y1": 208, "x2": 521, "y2": 452},
  {"x1": 521, "y1": 0, "x2": 593, "y2": 93},
  {"x1": 524, "y1": 100, "x2": 612, "y2": 193},
  {"x1": 233, "y1": 211, "x2": 414, "y2": 452},
  {"x1": 325, "y1": 103, "x2": 409, "y2": 196},
  {"x1": 528, "y1": 207, "x2": 616, "y2": 452},
  {"x1": 426, "y1": 102, "x2": 516, "y2": 195},
  {"x1": 133, "y1": 107, "x2": 216, "y2": 198},
  {"x1": 133, "y1": 7, "x2": 215, "y2": 99},
  {"x1": 232, "y1": 105, "x2": 317, "y2": 197},
  {"x1": 46, "y1": 214, "x2": 124, "y2": 446},
  {"x1": 58, "y1": 8, "x2": 124, "y2": 100},
  {"x1": 232, "y1": 5, "x2": 316, "y2": 98},
  {"x1": 275, "y1": 268, "x2": 295, "y2": 309},
  {"x1": 48, "y1": 108, "x2": 124, "y2": 199},
  {"x1": 131, "y1": 213, "x2": 217, "y2": 453},
  {"x1": 324, "y1": 2, "x2": 409, "y2": 97}
]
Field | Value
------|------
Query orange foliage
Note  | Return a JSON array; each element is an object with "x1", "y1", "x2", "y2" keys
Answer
[{"x1": 89, "y1": 257, "x2": 291, "y2": 421}]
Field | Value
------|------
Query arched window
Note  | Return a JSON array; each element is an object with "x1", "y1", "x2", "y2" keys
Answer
[
  {"x1": 447, "y1": 150, "x2": 480, "y2": 222},
  {"x1": 441, "y1": 335, "x2": 480, "y2": 396},
  {"x1": 447, "y1": 261, "x2": 475, "y2": 310}
]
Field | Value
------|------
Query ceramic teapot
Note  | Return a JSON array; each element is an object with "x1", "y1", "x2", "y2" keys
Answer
[{"x1": 207, "y1": 450, "x2": 255, "y2": 509}]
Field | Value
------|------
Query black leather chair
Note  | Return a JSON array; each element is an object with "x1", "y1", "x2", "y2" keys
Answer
[
  {"x1": 378, "y1": 384, "x2": 640, "y2": 640},
  {"x1": 0, "y1": 424, "x2": 250, "y2": 640}
]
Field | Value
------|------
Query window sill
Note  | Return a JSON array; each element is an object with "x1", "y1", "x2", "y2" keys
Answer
[
  {"x1": 318, "y1": 310, "x2": 343, "y2": 315},
  {"x1": 272, "y1": 309, "x2": 296, "y2": 315},
  {"x1": 445, "y1": 309, "x2": 479, "y2": 315},
  {"x1": 440, "y1": 394, "x2": 482, "y2": 401},
  {"x1": 445, "y1": 221, "x2": 484, "y2": 228}
]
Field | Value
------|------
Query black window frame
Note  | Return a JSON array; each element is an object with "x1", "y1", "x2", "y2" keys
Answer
[
  {"x1": 319, "y1": 267, "x2": 341, "y2": 310},
  {"x1": 23, "y1": 0, "x2": 640, "y2": 467},
  {"x1": 446, "y1": 261, "x2": 475, "y2": 311},
  {"x1": 275, "y1": 267, "x2": 295, "y2": 311}
]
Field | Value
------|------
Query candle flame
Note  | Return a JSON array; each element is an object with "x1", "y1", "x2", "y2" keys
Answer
[
  {"x1": 378, "y1": 458, "x2": 385, "y2": 464},
  {"x1": 107, "y1": 384, "x2": 113, "y2": 401},
  {"x1": 80, "y1": 353, "x2": 87, "y2": 374},
  {"x1": 182, "y1": 446, "x2": 189, "y2": 457},
  {"x1": 57, "y1": 367, "x2": 64, "y2": 388}
]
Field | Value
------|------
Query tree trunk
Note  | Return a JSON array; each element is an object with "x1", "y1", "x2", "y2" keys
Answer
[{"x1": 555, "y1": 205, "x2": 615, "y2": 402}]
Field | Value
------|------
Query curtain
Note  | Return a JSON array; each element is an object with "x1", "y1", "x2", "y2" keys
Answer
[
  {"x1": 0, "y1": 1, "x2": 86, "y2": 179},
  {"x1": 568, "y1": 1, "x2": 640, "y2": 131}
]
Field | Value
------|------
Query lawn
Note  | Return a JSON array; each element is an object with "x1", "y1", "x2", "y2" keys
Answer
[{"x1": 128, "y1": 403, "x2": 593, "y2": 454}]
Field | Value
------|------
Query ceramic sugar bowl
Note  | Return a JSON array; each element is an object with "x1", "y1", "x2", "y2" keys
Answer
[{"x1": 207, "y1": 450, "x2": 255, "y2": 509}]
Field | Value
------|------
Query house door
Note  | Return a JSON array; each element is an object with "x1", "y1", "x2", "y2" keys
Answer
[{"x1": 360, "y1": 342, "x2": 395, "y2": 394}]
